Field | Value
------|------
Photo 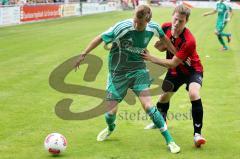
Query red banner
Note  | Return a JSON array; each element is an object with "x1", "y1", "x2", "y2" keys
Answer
[{"x1": 21, "y1": 4, "x2": 61, "y2": 22}]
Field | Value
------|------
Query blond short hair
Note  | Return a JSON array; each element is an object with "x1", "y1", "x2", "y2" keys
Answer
[
  {"x1": 173, "y1": 4, "x2": 191, "y2": 21},
  {"x1": 135, "y1": 5, "x2": 152, "y2": 22}
]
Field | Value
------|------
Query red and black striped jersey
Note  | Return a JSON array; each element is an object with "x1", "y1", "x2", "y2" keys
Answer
[{"x1": 162, "y1": 22, "x2": 203, "y2": 76}]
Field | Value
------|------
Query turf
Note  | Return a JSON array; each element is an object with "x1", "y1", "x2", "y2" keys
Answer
[{"x1": 0, "y1": 7, "x2": 240, "y2": 159}]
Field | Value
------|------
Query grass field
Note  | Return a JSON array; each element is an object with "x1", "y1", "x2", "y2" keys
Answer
[{"x1": 0, "y1": 7, "x2": 240, "y2": 159}]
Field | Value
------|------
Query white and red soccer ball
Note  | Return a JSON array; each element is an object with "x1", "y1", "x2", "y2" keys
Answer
[{"x1": 44, "y1": 133, "x2": 67, "y2": 155}]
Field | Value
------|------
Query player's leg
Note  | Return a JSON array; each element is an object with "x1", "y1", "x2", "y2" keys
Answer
[
  {"x1": 145, "y1": 72, "x2": 183, "y2": 129},
  {"x1": 157, "y1": 72, "x2": 184, "y2": 120},
  {"x1": 144, "y1": 92, "x2": 174, "y2": 130},
  {"x1": 215, "y1": 24, "x2": 228, "y2": 50},
  {"x1": 97, "y1": 100, "x2": 118, "y2": 141},
  {"x1": 187, "y1": 73, "x2": 206, "y2": 147},
  {"x1": 226, "y1": 33, "x2": 232, "y2": 43},
  {"x1": 220, "y1": 32, "x2": 231, "y2": 41},
  {"x1": 137, "y1": 89, "x2": 180, "y2": 153},
  {"x1": 216, "y1": 32, "x2": 228, "y2": 50},
  {"x1": 221, "y1": 32, "x2": 232, "y2": 43},
  {"x1": 219, "y1": 22, "x2": 231, "y2": 43},
  {"x1": 132, "y1": 70, "x2": 180, "y2": 153},
  {"x1": 136, "y1": 0, "x2": 139, "y2": 6},
  {"x1": 156, "y1": 92, "x2": 174, "y2": 121},
  {"x1": 97, "y1": 74, "x2": 128, "y2": 141},
  {"x1": 131, "y1": 0, "x2": 136, "y2": 8}
]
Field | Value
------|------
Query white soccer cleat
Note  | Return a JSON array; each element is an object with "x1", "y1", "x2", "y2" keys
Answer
[
  {"x1": 168, "y1": 142, "x2": 181, "y2": 154},
  {"x1": 194, "y1": 133, "x2": 206, "y2": 148},
  {"x1": 144, "y1": 122, "x2": 157, "y2": 130},
  {"x1": 97, "y1": 127, "x2": 113, "y2": 142}
]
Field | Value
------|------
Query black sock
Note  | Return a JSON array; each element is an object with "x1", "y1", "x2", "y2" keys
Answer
[
  {"x1": 191, "y1": 99, "x2": 203, "y2": 135},
  {"x1": 156, "y1": 102, "x2": 169, "y2": 121}
]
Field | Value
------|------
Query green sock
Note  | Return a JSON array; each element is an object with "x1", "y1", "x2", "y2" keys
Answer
[
  {"x1": 147, "y1": 106, "x2": 173, "y2": 144},
  {"x1": 217, "y1": 35, "x2": 227, "y2": 48},
  {"x1": 220, "y1": 32, "x2": 231, "y2": 37},
  {"x1": 105, "y1": 113, "x2": 116, "y2": 131}
]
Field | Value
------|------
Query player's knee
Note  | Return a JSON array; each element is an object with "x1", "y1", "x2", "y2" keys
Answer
[
  {"x1": 215, "y1": 31, "x2": 220, "y2": 35},
  {"x1": 106, "y1": 101, "x2": 118, "y2": 113},
  {"x1": 189, "y1": 90, "x2": 200, "y2": 101},
  {"x1": 159, "y1": 94, "x2": 171, "y2": 103},
  {"x1": 142, "y1": 103, "x2": 153, "y2": 112},
  {"x1": 140, "y1": 97, "x2": 153, "y2": 111}
]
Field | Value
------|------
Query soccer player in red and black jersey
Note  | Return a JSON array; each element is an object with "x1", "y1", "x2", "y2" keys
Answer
[{"x1": 142, "y1": 4, "x2": 206, "y2": 148}]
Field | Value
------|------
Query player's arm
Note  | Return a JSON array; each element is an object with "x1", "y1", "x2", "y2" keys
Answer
[
  {"x1": 75, "y1": 20, "x2": 120, "y2": 70},
  {"x1": 154, "y1": 38, "x2": 191, "y2": 66},
  {"x1": 160, "y1": 35, "x2": 177, "y2": 55},
  {"x1": 228, "y1": 7, "x2": 233, "y2": 21},
  {"x1": 203, "y1": 10, "x2": 217, "y2": 16},
  {"x1": 81, "y1": 35, "x2": 103, "y2": 55},
  {"x1": 75, "y1": 35, "x2": 103, "y2": 70},
  {"x1": 142, "y1": 50, "x2": 182, "y2": 69},
  {"x1": 153, "y1": 22, "x2": 177, "y2": 55},
  {"x1": 154, "y1": 39, "x2": 167, "y2": 52},
  {"x1": 154, "y1": 40, "x2": 167, "y2": 52},
  {"x1": 143, "y1": 39, "x2": 194, "y2": 68}
]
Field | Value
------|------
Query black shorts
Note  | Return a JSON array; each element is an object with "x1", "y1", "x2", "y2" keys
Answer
[{"x1": 162, "y1": 71, "x2": 203, "y2": 92}]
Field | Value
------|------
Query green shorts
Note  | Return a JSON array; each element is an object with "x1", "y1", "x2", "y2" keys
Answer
[
  {"x1": 106, "y1": 69, "x2": 152, "y2": 102},
  {"x1": 216, "y1": 21, "x2": 226, "y2": 33}
]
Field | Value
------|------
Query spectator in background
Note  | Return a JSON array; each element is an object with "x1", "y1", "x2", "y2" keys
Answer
[
  {"x1": 17, "y1": 0, "x2": 27, "y2": 4},
  {"x1": 132, "y1": 0, "x2": 139, "y2": 8}
]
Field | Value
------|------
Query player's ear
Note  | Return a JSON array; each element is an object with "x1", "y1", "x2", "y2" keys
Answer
[{"x1": 145, "y1": 11, "x2": 152, "y2": 22}]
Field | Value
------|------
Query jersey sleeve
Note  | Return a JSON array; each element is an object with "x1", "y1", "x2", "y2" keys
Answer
[
  {"x1": 101, "y1": 27, "x2": 115, "y2": 44},
  {"x1": 161, "y1": 22, "x2": 171, "y2": 34},
  {"x1": 226, "y1": 2, "x2": 232, "y2": 11},
  {"x1": 176, "y1": 40, "x2": 195, "y2": 60},
  {"x1": 101, "y1": 20, "x2": 132, "y2": 44},
  {"x1": 155, "y1": 23, "x2": 165, "y2": 38},
  {"x1": 149, "y1": 21, "x2": 165, "y2": 38}
]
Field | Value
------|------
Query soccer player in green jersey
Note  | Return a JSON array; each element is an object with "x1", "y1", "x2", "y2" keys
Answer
[
  {"x1": 74, "y1": 5, "x2": 180, "y2": 153},
  {"x1": 203, "y1": 0, "x2": 232, "y2": 51}
]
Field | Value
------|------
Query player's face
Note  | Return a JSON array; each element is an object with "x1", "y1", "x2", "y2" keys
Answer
[
  {"x1": 134, "y1": 17, "x2": 148, "y2": 31},
  {"x1": 171, "y1": 12, "x2": 187, "y2": 36}
]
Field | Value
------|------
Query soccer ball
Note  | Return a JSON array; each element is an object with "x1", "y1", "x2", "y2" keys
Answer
[{"x1": 44, "y1": 133, "x2": 67, "y2": 155}]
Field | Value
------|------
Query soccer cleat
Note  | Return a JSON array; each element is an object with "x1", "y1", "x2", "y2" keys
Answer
[
  {"x1": 221, "y1": 46, "x2": 228, "y2": 51},
  {"x1": 194, "y1": 133, "x2": 206, "y2": 148},
  {"x1": 97, "y1": 127, "x2": 113, "y2": 141},
  {"x1": 168, "y1": 142, "x2": 181, "y2": 154},
  {"x1": 144, "y1": 122, "x2": 157, "y2": 130},
  {"x1": 227, "y1": 34, "x2": 232, "y2": 43},
  {"x1": 144, "y1": 120, "x2": 168, "y2": 130}
]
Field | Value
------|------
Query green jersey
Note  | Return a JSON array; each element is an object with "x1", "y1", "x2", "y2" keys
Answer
[
  {"x1": 215, "y1": 1, "x2": 229, "y2": 23},
  {"x1": 101, "y1": 19, "x2": 165, "y2": 74}
]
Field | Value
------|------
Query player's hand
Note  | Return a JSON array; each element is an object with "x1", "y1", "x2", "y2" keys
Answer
[
  {"x1": 74, "y1": 53, "x2": 87, "y2": 72},
  {"x1": 154, "y1": 40, "x2": 167, "y2": 52},
  {"x1": 141, "y1": 49, "x2": 157, "y2": 63}
]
